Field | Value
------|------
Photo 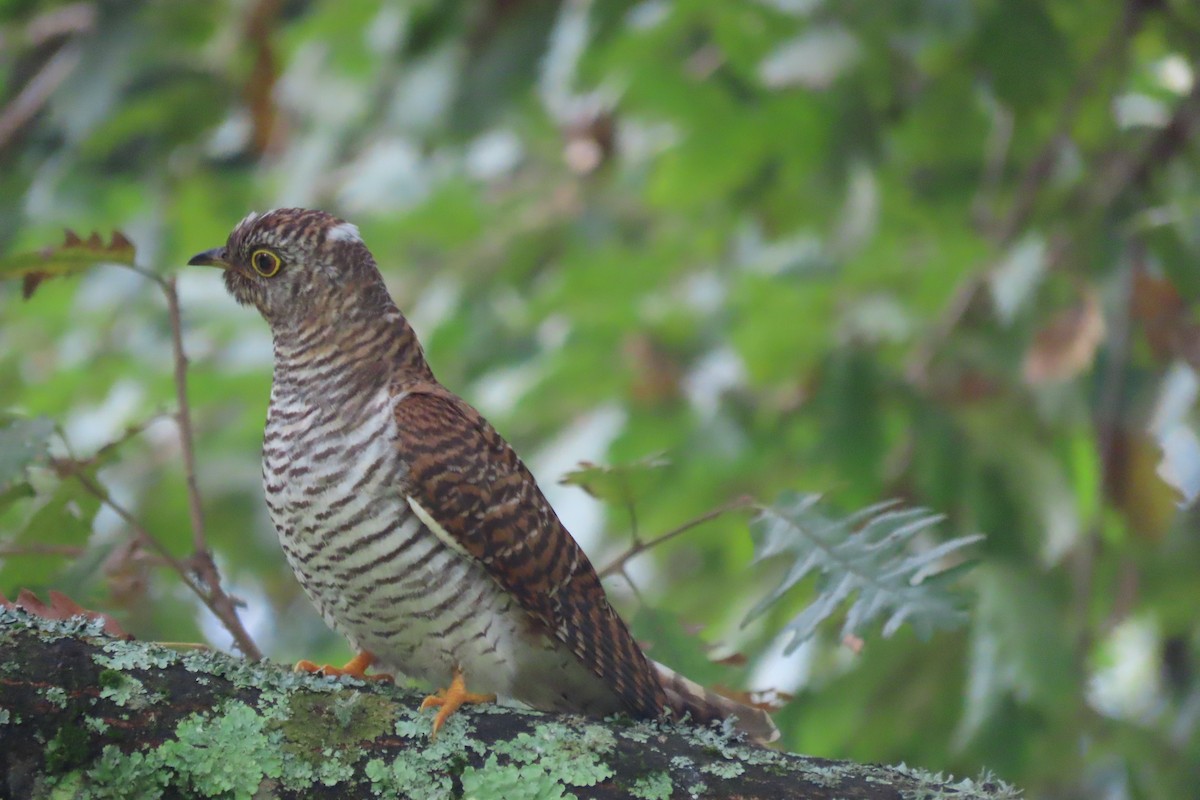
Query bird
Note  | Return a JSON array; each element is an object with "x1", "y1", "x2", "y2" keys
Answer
[{"x1": 188, "y1": 208, "x2": 778, "y2": 743}]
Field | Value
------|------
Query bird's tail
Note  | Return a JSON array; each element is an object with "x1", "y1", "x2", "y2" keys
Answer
[{"x1": 652, "y1": 660, "x2": 780, "y2": 744}]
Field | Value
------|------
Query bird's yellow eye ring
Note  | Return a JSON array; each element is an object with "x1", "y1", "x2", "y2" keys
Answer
[{"x1": 250, "y1": 249, "x2": 282, "y2": 277}]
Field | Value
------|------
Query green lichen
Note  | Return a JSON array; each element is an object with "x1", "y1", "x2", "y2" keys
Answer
[
  {"x1": 94, "y1": 639, "x2": 177, "y2": 671},
  {"x1": 84, "y1": 716, "x2": 110, "y2": 735},
  {"x1": 86, "y1": 746, "x2": 169, "y2": 799},
  {"x1": 0, "y1": 606, "x2": 106, "y2": 641},
  {"x1": 460, "y1": 755, "x2": 572, "y2": 800},
  {"x1": 363, "y1": 754, "x2": 455, "y2": 800},
  {"x1": 98, "y1": 671, "x2": 158, "y2": 709},
  {"x1": 43, "y1": 686, "x2": 69, "y2": 709},
  {"x1": 618, "y1": 727, "x2": 650, "y2": 743},
  {"x1": 686, "y1": 781, "x2": 709, "y2": 798},
  {"x1": 669, "y1": 755, "x2": 694, "y2": 770},
  {"x1": 315, "y1": 747, "x2": 357, "y2": 786},
  {"x1": 892, "y1": 765, "x2": 1023, "y2": 800},
  {"x1": 46, "y1": 771, "x2": 86, "y2": 800},
  {"x1": 280, "y1": 690, "x2": 395, "y2": 756},
  {"x1": 0, "y1": 708, "x2": 11, "y2": 725},
  {"x1": 45, "y1": 725, "x2": 91, "y2": 773},
  {"x1": 628, "y1": 770, "x2": 674, "y2": 800},
  {"x1": 321, "y1": 703, "x2": 485, "y2": 798},
  {"x1": 702, "y1": 759, "x2": 745, "y2": 779}
]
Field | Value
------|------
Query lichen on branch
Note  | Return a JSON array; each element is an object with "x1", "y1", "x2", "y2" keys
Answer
[{"x1": 0, "y1": 608, "x2": 1019, "y2": 800}]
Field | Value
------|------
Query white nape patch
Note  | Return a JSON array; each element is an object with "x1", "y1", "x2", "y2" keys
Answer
[
  {"x1": 236, "y1": 210, "x2": 261, "y2": 231},
  {"x1": 407, "y1": 495, "x2": 472, "y2": 559},
  {"x1": 327, "y1": 221, "x2": 362, "y2": 243}
]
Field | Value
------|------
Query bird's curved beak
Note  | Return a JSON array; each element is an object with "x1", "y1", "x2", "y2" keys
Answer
[{"x1": 187, "y1": 247, "x2": 230, "y2": 269}]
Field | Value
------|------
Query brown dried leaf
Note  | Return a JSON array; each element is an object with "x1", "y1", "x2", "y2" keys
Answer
[
  {"x1": 713, "y1": 651, "x2": 749, "y2": 667},
  {"x1": 1023, "y1": 288, "x2": 1105, "y2": 385},
  {"x1": 0, "y1": 588, "x2": 132, "y2": 639},
  {"x1": 842, "y1": 633, "x2": 865, "y2": 654}
]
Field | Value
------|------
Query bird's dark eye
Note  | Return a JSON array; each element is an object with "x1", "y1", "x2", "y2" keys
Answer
[{"x1": 251, "y1": 249, "x2": 282, "y2": 277}]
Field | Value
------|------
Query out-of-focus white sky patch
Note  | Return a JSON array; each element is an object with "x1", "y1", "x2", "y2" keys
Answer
[
  {"x1": 337, "y1": 138, "x2": 431, "y2": 214},
  {"x1": 618, "y1": 119, "x2": 679, "y2": 166},
  {"x1": 471, "y1": 363, "x2": 542, "y2": 420},
  {"x1": 175, "y1": 269, "x2": 231, "y2": 307},
  {"x1": 754, "y1": 0, "x2": 820, "y2": 15},
  {"x1": 540, "y1": 0, "x2": 591, "y2": 119},
  {"x1": 205, "y1": 110, "x2": 253, "y2": 158},
  {"x1": 1157, "y1": 54, "x2": 1194, "y2": 95},
  {"x1": 626, "y1": 0, "x2": 670, "y2": 30},
  {"x1": 386, "y1": 47, "x2": 456, "y2": 132},
  {"x1": 63, "y1": 379, "x2": 144, "y2": 454},
  {"x1": 277, "y1": 44, "x2": 365, "y2": 122},
  {"x1": 832, "y1": 162, "x2": 879, "y2": 256},
  {"x1": 365, "y1": 2, "x2": 407, "y2": 56},
  {"x1": 89, "y1": 469, "x2": 141, "y2": 543},
  {"x1": 536, "y1": 314, "x2": 572, "y2": 352},
  {"x1": 1156, "y1": 426, "x2": 1200, "y2": 507},
  {"x1": 1113, "y1": 93, "x2": 1170, "y2": 130},
  {"x1": 748, "y1": 631, "x2": 815, "y2": 694},
  {"x1": 180, "y1": 268, "x2": 272, "y2": 369},
  {"x1": 733, "y1": 222, "x2": 824, "y2": 276},
  {"x1": 989, "y1": 235, "x2": 1046, "y2": 325},
  {"x1": 838, "y1": 294, "x2": 913, "y2": 344},
  {"x1": 196, "y1": 563, "x2": 275, "y2": 655},
  {"x1": 72, "y1": 263, "x2": 143, "y2": 310},
  {"x1": 403, "y1": 275, "x2": 460, "y2": 340},
  {"x1": 528, "y1": 404, "x2": 626, "y2": 553},
  {"x1": 759, "y1": 25, "x2": 860, "y2": 90},
  {"x1": 678, "y1": 271, "x2": 724, "y2": 315},
  {"x1": 465, "y1": 129, "x2": 524, "y2": 181},
  {"x1": 1148, "y1": 362, "x2": 1200, "y2": 507},
  {"x1": 683, "y1": 346, "x2": 746, "y2": 420},
  {"x1": 1088, "y1": 616, "x2": 1164, "y2": 724},
  {"x1": 217, "y1": 326, "x2": 274, "y2": 371}
]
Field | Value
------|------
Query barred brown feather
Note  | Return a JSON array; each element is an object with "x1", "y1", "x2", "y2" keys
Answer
[{"x1": 195, "y1": 207, "x2": 779, "y2": 743}]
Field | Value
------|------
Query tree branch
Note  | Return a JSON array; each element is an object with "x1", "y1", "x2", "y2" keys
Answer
[
  {"x1": 598, "y1": 496, "x2": 757, "y2": 580},
  {"x1": 0, "y1": 608, "x2": 1019, "y2": 800}
]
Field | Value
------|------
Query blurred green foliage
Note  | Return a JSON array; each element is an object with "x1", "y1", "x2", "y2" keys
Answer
[{"x1": 2, "y1": 1, "x2": 1200, "y2": 796}]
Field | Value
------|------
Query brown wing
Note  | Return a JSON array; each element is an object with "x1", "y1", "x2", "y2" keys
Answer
[{"x1": 392, "y1": 382, "x2": 669, "y2": 719}]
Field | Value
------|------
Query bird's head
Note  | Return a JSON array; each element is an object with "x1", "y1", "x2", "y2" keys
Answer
[{"x1": 188, "y1": 208, "x2": 382, "y2": 328}]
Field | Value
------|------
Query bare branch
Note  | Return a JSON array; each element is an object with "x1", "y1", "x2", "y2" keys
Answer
[
  {"x1": 159, "y1": 275, "x2": 263, "y2": 660},
  {"x1": 599, "y1": 495, "x2": 757, "y2": 579},
  {"x1": 50, "y1": 457, "x2": 263, "y2": 659}
]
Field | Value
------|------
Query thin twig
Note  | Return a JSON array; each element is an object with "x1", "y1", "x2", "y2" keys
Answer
[
  {"x1": 162, "y1": 278, "x2": 207, "y2": 556},
  {"x1": 0, "y1": 544, "x2": 84, "y2": 558},
  {"x1": 52, "y1": 458, "x2": 264, "y2": 660},
  {"x1": 598, "y1": 495, "x2": 758, "y2": 579},
  {"x1": 84, "y1": 265, "x2": 263, "y2": 658},
  {"x1": 159, "y1": 275, "x2": 263, "y2": 660}
]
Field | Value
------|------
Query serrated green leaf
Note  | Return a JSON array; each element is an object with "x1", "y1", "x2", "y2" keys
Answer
[
  {"x1": 0, "y1": 231, "x2": 137, "y2": 298},
  {"x1": 557, "y1": 454, "x2": 670, "y2": 506},
  {"x1": 745, "y1": 492, "x2": 981, "y2": 651}
]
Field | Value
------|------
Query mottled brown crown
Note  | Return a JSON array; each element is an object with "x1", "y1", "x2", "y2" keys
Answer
[{"x1": 216, "y1": 208, "x2": 393, "y2": 330}]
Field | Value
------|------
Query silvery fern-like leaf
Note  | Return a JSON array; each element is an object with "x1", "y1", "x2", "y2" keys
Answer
[{"x1": 744, "y1": 492, "x2": 982, "y2": 653}]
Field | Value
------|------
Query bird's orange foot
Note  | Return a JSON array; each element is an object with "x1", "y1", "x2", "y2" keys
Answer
[
  {"x1": 420, "y1": 667, "x2": 496, "y2": 739},
  {"x1": 295, "y1": 650, "x2": 393, "y2": 682}
]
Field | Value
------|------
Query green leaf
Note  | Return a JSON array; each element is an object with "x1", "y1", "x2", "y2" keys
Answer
[
  {"x1": 0, "y1": 416, "x2": 56, "y2": 496},
  {"x1": 557, "y1": 454, "x2": 669, "y2": 506},
  {"x1": 0, "y1": 231, "x2": 137, "y2": 298},
  {"x1": 955, "y1": 565, "x2": 1075, "y2": 746},
  {"x1": 744, "y1": 492, "x2": 982, "y2": 651}
]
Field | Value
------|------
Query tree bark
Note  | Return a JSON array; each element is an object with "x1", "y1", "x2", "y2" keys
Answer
[{"x1": 0, "y1": 608, "x2": 1017, "y2": 799}]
